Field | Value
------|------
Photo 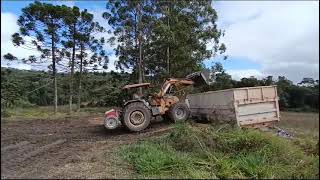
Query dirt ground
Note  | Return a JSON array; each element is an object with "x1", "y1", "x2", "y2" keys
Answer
[
  {"x1": 2, "y1": 111, "x2": 318, "y2": 179},
  {"x1": 1, "y1": 116, "x2": 172, "y2": 179}
]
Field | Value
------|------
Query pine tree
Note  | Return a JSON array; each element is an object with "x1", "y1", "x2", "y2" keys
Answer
[
  {"x1": 61, "y1": 6, "x2": 107, "y2": 113},
  {"x1": 4, "y1": 3, "x2": 107, "y2": 113},
  {"x1": 8, "y1": 2, "x2": 67, "y2": 113},
  {"x1": 61, "y1": 6, "x2": 80, "y2": 113},
  {"x1": 73, "y1": 9, "x2": 107, "y2": 111}
]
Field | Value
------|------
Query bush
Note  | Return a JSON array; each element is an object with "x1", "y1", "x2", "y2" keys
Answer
[
  {"x1": 1, "y1": 108, "x2": 10, "y2": 118},
  {"x1": 14, "y1": 98, "x2": 37, "y2": 108}
]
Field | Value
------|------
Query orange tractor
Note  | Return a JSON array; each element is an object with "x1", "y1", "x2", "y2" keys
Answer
[{"x1": 104, "y1": 71, "x2": 210, "y2": 132}]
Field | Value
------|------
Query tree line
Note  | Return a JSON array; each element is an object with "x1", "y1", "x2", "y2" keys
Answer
[
  {"x1": 200, "y1": 63, "x2": 319, "y2": 112},
  {"x1": 1, "y1": 66, "x2": 318, "y2": 116},
  {"x1": 3, "y1": 0, "x2": 225, "y2": 114}
]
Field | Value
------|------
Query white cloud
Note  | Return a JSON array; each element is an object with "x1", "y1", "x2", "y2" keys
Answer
[
  {"x1": 87, "y1": 8, "x2": 122, "y2": 72},
  {"x1": 227, "y1": 69, "x2": 264, "y2": 81},
  {"x1": 1, "y1": 59, "x2": 32, "y2": 70},
  {"x1": 53, "y1": 1, "x2": 75, "y2": 7},
  {"x1": 106, "y1": 54, "x2": 119, "y2": 72},
  {"x1": 1, "y1": 12, "x2": 41, "y2": 67},
  {"x1": 215, "y1": 1, "x2": 319, "y2": 83},
  {"x1": 1, "y1": 12, "x2": 18, "y2": 43},
  {"x1": 90, "y1": 8, "x2": 118, "y2": 53}
]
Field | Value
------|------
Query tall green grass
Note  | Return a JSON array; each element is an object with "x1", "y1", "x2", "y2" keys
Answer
[{"x1": 119, "y1": 123, "x2": 319, "y2": 179}]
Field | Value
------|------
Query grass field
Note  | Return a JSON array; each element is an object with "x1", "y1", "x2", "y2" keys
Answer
[
  {"x1": 278, "y1": 111, "x2": 319, "y2": 139},
  {"x1": 1, "y1": 105, "x2": 109, "y2": 121}
]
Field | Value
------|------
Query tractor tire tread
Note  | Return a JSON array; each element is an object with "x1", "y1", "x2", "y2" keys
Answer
[
  {"x1": 168, "y1": 102, "x2": 190, "y2": 123},
  {"x1": 122, "y1": 102, "x2": 151, "y2": 132}
]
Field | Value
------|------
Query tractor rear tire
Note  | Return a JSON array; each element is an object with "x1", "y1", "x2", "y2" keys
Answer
[
  {"x1": 122, "y1": 102, "x2": 151, "y2": 132},
  {"x1": 168, "y1": 102, "x2": 190, "y2": 123}
]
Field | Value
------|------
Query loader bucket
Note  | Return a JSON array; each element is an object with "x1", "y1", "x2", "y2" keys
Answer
[{"x1": 185, "y1": 69, "x2": 211, "y2": 86}]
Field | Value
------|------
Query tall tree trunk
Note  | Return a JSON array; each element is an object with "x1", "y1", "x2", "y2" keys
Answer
[
  {"x1": 77, "y1": 43, "x2": 83, "y2": 112},
  {"x1": 69, "y1": 24, "x2": 76, "y2": 114},
  {"x1": 142, "y1": 53, "x2": 145, "y2": 82},
  {"x1": 166, "y1": 4, "x2": 170, "y2": 76},
  {"x1": 137, "y1": 2, "x2": 143, "y2": 95},
  {"x1": 138, "y1": 34, "x2": 143, "y2": 95},
  {"x1": 52, "y1": 33, "x2": 58, "y2": 114},
  {"x1": 166, "y1": 46, "x2": 170, "y2": 76},
  {"x1": 134, "y1": 11, "x2": 139, "y2": 84}
]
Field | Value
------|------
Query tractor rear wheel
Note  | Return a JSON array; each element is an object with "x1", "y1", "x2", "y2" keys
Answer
[
  {"x1": 122, "y1": 102, "x2": 151, "y2": 132},
  {"x1": 168, "y1": 102, "x2": 190, "y2": 123}
]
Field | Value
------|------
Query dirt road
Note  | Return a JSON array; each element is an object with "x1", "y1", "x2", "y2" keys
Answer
[{"x1": 1, "y1": 116, "x2": 172, "y2": 179}]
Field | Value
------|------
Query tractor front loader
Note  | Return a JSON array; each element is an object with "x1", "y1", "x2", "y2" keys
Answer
[{"x1": 104, "y1": 70, "x2": 210, "y2": 132}]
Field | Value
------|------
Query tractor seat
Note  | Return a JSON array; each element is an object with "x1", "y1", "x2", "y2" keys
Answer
[{"x1": 133, "y1": 93, "x2": 143, "y2": 99}]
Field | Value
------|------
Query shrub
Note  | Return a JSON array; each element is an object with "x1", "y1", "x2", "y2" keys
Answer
[
  {"x1": 1, "y1": 108, "x2": 10, "y2": 118},
  {"x1": 14, "y1": 98, "x2": 37, "y2": 108}
]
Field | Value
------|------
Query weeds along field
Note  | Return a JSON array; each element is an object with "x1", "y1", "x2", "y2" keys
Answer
[
  {"x1": 278, "y1": 111, "x2": 319, "y2": 139},
  {"x1": 1, "y1": 105, "x2": 108, "y2": 121},
  {"x1": 119, "y1": 111, "x2": 319, "y2": 179}
]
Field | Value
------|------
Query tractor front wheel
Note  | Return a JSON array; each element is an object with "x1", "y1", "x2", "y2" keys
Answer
[
  {"x1": 122, "y1": 102, "x2": 151, "y2": 132},
  {"x1": 168, "y1": 102, "x2": 190, "y2": 123}
]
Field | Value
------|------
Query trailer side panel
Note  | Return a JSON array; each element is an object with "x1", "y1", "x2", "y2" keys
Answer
[{"x1": 187, "y1": 86, "x2": 280, "y2": 127}]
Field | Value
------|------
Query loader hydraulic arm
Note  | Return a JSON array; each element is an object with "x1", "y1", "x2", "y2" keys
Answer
[{"x1": 157, "y1": 78, "x2": 194, "y2": 97}]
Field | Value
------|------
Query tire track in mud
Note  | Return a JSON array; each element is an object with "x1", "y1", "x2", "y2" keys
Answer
[
  {"x1": 20, "y1": 139, "x2": 67, "y2": 162},
  {"x1": 1, "y1": 141, "x2": 30, "y2": 152},
  {"x1": 1, "y1": 116, "x2": 173, "y2": 178}
]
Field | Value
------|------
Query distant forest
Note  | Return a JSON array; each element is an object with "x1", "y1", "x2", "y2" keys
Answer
[{"x1": 1, "y1": 66, "x2": 318, "y2": 115}]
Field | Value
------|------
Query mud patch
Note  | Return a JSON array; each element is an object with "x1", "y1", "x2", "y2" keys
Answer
[
  {"x1": 1, "y1": 141, "x2": 30, "y2": 152},
  {"x1": 1, "y1": 115, "x2": 171, "y2": 178},
  {"x1": 88, "y1": 117, "x2": 104, "y2": 125}
]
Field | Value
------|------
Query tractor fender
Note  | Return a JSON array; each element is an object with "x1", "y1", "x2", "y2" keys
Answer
[{"x1": 123, "y1": 99, "x2": 151, "y2": 110}]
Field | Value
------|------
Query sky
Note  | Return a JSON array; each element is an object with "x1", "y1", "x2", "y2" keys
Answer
[{"x1": 1, "y1": 0, "x2": 319, "y2": 84}]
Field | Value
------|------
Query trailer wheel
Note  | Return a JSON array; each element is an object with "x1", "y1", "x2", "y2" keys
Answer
[
  {"x1": 122, "y1": 102, "x2": 151, "y2": 132},
  {"x1": 169, "y1": 102, "x2": 190, "y2": 123}
]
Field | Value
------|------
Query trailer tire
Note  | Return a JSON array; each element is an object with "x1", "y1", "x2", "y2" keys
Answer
[
  {"x1": 122, "y1": 102, "x2": 151, "y2": 132},
  {"x1": 168, "y1": 102, "x2": 190, "y2": 123}
]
